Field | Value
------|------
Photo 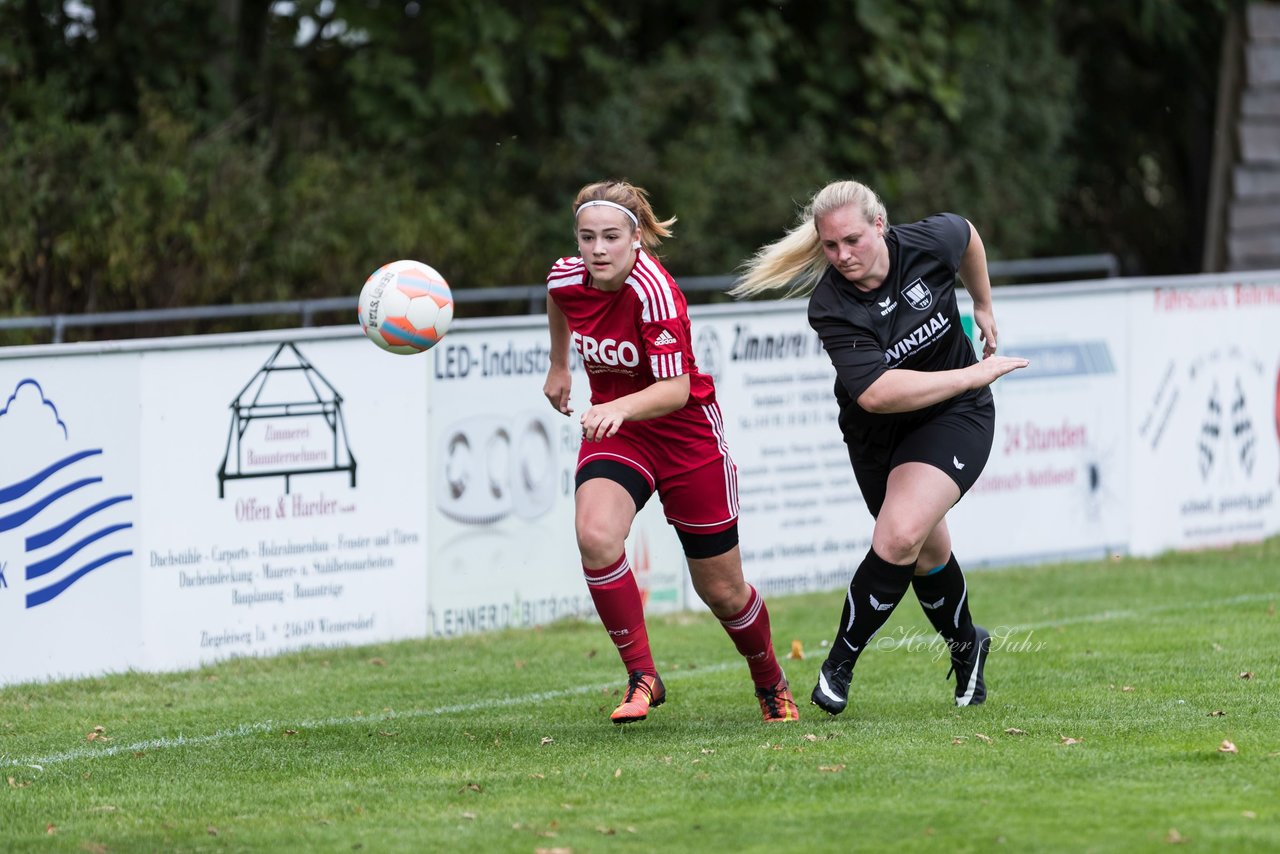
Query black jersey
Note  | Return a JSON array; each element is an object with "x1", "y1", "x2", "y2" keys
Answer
[{"x1": 807, "y1": 212, "x2": 992, "y2": 444}]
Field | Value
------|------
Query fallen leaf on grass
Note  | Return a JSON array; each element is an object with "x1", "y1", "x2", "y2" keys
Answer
[
  {"x1": 206, "y1": 826, "x2": 218, "y2": 837},
  {"x1": 283, "y1": 729, "x2": 298, "y2": 736},
  {"x1": 818, "y1": 764, "x2": 846, "y2": 773},
  {"x1": 540, "y1": 737, "x2": 554, "y2": 746},
  {"x1": 1060, "y1": 736, "x2": 1084, "y2": 745},
  {"x1": 461, "y1": 812, "x2": 476, "y2": 820},
  {"x1": 700, "y1": 748, "x2": 715, "y2": 755},
  {"x1": 1165, "y1": 828, "x2": 1187, "y2": 844},
  {"x1": 514, "y1": 660, "x2": 526, "y2": 670},
  {"x1": 802, "y1": 734, "x2": 819, "y2": 742},
  {"x1": 788, "y1": 639, "x2": 805, "y2": 660},
  {"x1": 368, "y1": 657, "x2": 386, "y2": 667},
  {"x1": 614, "y1": 768, "x2": 622, "y2": 779},
  {"x1": 8, "y1": 777, "x2": 28, "y2": 788},
  {"x1": 86, "y1": 725, "x2": 111, "y2": 743},
  {"x1": 87, "y1": 805, "x2": 118, "y2": 813},
  {"x1": 597, "y1": 826, "x2": 616, "y2": 835},
  {"x1": 1219, "y1": 740, "x2": 1238, "y2": 754},
  {"x1": 460, "y1": 783, "x2": 483, "y2": 794},
  {"x1": 952, "y1": 737, "x2": 967, "y2": 745},
  {"x1": 1243, "y1": 811, "x2": 1257, "y2": 819},
  {"x1": 529, "y1": 774, "x2": 545, "y2": 780},
  {"x1": 1004, "y1": 728, "x2": 1028, "y2": 736},
  {"x1": 534, "y1": 848, "x2": 571, "y2": 854},
  {"x1": 974, "y1": 733, "x2": 993, "y2": 744},
  {"x1": 378, "y1": 731, "x2": 397, "y2": 737},
  {"x1": 45, "y1": 824, "x2": 56, "y2": 835},
  {"x1": 1208, "y1": 710, "x2": 1226, "y2": 717},
  {"x1": 1121, "y1": 686, "x2": 1134, "y2": 693},
  {"x1": 1239, "y1": 671, "x2": 1253, "y2": 680}
]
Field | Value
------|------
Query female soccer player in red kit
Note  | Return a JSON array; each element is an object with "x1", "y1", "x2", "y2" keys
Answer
[{"x1": 542, "y1": 180, "x2": 798, "y2": 724}]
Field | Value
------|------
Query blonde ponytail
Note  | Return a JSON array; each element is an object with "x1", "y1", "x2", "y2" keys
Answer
[{"x1": 730, "y1": 180, "x2": 889, "y2": 299}]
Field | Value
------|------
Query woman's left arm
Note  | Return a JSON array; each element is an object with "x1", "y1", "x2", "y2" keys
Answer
[
  {"x1": 580, "y1": 374, "x2": 691, "y2": 442},
  {"x1": 959, "y1": 220, "x2": 998, "y2": 358}
]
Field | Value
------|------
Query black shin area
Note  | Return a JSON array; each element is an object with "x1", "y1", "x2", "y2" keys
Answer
[
  {"x1": 910, "y1": 553, "x2": 976, "y2": 649},
  {"x1": 828, "y1": 547, "x2": 915, "y2": 666}
]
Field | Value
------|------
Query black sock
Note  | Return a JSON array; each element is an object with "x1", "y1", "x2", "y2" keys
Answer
[
  {"x1": 911, "y1": 553, "x2": 977, "y2": 653},
  {"x1": 827, "y1": 548, "x2": 915, "y2": 667}
]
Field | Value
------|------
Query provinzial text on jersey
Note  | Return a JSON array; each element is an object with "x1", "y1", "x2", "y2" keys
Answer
[{"x1": 884, "y1": 312, "x2": 950, "y2": 365}]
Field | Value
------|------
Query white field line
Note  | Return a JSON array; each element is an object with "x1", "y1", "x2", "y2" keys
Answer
[
  {"x1": 5, "y1": 591, "x2": 1274, "y2": 770},
  {"x1": 3, "y1": 662, "x2": 738, "y2": 770},
  {"x1": 874, "y1": 590, "x2": 1277, "y2": 651}
]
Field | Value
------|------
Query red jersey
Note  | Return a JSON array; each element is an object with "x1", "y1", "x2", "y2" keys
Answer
[{"x1": 546, "y1": 250, "x2": 716, "y2": 408}]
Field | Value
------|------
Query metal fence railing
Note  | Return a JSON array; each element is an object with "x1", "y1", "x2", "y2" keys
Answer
[{"x1": 0, "y1": 253, "x2": 1119, "y2": 344}]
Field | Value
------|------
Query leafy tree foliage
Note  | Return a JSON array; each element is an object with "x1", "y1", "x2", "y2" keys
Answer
[{"x1": 0, "y1": 0, "x2": 1225, "y2": 324}]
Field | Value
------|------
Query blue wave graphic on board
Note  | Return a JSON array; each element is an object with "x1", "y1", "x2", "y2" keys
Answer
[{"x1": 0, "y1": 380, "x2": 134, "y2": 609}]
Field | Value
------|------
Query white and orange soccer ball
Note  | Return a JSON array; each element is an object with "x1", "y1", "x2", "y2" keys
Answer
[{"x1": 357, "y1": 259, "x2": 454, "y2": 354}]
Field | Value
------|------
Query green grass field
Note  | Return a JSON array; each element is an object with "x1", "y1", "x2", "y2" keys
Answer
[{"x1": 3, "y1": 539, "x2": 1278, "y2": 853}]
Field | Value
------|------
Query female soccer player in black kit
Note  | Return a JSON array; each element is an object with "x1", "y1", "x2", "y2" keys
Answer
[{"x1": 732, "y1": 180, "x2": 1029, "y2": 713}]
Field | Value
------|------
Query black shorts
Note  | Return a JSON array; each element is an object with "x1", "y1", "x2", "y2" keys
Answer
[{"x1": 847, "y1": 401, "x2": 995, "y2": 517}]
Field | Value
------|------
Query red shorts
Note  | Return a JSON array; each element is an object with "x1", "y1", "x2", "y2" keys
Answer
[{"x1": 576, "y1": 402, "x2": 738, "y2": 534}]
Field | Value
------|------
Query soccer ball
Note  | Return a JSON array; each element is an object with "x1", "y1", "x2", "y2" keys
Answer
[{"x1": 358, "y1": 259, "x2": 455, "y2": 355}]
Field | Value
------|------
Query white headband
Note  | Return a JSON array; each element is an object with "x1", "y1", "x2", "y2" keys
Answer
[{"x1": 574, "y1": 199, "x2": 639, "y2": 227}]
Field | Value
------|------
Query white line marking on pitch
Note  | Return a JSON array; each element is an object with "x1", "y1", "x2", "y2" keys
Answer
[
  {"x1": 5, "y1": 591, "x2": 1273, "y2": 769},
  {"x1": 874, "y1": 591, "x2": 1276, "y2": 650},
  {"x1": 4, "y1": 662, "x2": 739, "y2": 770}
]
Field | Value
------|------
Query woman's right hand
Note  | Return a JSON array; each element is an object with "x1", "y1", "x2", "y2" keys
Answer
[
  {"x1": 968, "y1": 355, "x2": 1030, "y2": 388},
  {"x1": 543, "y1": 366, "x2": 573, "y2": 416}
]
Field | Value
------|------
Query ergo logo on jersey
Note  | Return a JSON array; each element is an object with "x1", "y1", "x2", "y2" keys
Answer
[{"x1": 571, "y1": 332, "x2": 641, "y2": 367}]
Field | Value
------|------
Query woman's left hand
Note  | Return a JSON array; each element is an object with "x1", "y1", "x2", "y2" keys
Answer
[
  {"x1": 580, "y1": 402, "x2": 628, "y2": 443},
  {"x1": 973, "y1": 304, "x2": 998, "y2": 359}
]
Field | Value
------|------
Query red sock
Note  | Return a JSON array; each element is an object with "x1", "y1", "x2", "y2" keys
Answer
[
  {"x1": 584, "y1": 554, "x2": 655, "y2": 675},
  {"x1": 720, "y1": 585, "x2": 782, "y2": 687}
]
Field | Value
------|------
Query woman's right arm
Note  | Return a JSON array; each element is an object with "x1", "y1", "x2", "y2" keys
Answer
[
  {"x1": 855, "y1": 357, "x2": 1029, "y2": 414},
  {"x1": 544, "y1": 299, "x2": 574, "y2": 416}
]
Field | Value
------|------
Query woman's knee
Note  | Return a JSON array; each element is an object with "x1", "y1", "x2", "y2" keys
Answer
[
  {"x1": 694, "y1": 575, "x2": 748, "y2": 616},
  {"x1": 575, "y1": 522, "x2": 624, "y2": 565},
  {"x1": 872, "y1": 520, "x2": 929, "y2": 565}
]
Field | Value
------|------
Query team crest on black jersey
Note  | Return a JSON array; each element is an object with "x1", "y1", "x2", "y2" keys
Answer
[{"x1": 903, "y1": 278, "x2": 933, "y2": 311}]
